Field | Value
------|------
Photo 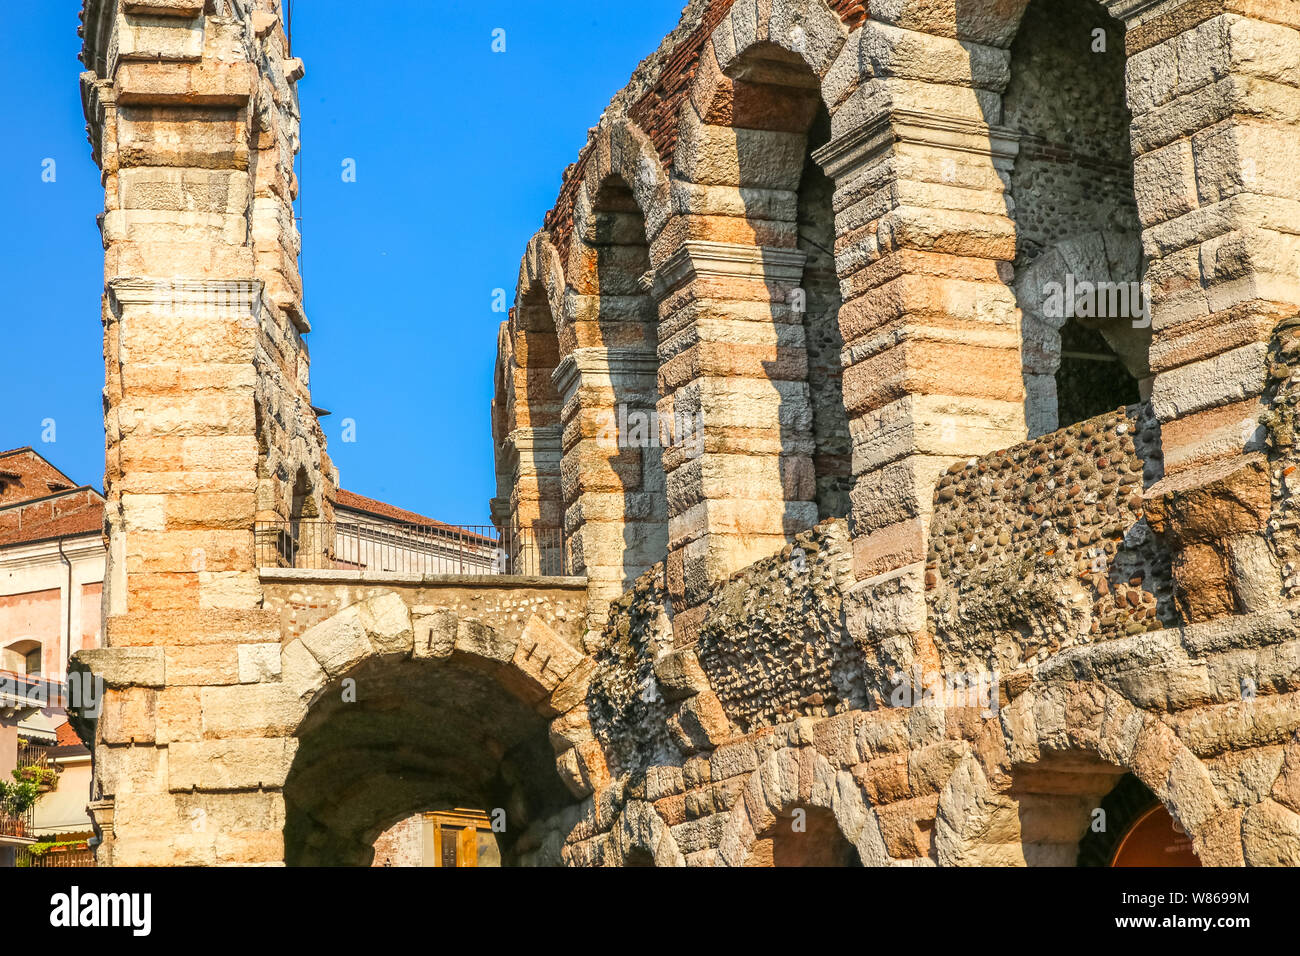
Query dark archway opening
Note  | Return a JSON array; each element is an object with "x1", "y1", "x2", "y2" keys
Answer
[
  {"x1": 284, "y1": 655, "x2": 571, "y2": 866},
  {"x1": 510, "y1": 284, "x2": 566, "y2": 574},
  {"x1": 746, "y1": 808, "x2": 861, "y2": 867},
  {"x1": 580, "y1": 174, "x2": 668, "y2": 591},
  {"x1": 1078, "y1": 773, "x2": 1201, "y2": 867},
  {"x1": 1005, "y1": 0, "x2": 1151, "y2": 436},
  {"x1": 798, "y1": 104, "x2": 851, "y2": 521}
]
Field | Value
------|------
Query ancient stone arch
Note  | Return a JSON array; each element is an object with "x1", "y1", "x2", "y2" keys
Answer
[
  {"x1": 601, "y1": 800, "x2": 686, "y2": 867},
  {"x1": 691, "y1": 0, "x2": 850, "y2": 91},
  {"x1": 717, "y1": 746, "x2": 888, "y2": 866},
  {"x1": 646, "y1": 5, "x2": 856, "y2": 625},
  {"x1": 519, "y1": 230, "x2": 568, "y2": 332},
  {"x1": 935, "y1": 681, "x2": 1229, "y2": 866},
  {"x1": 74, "y1": 0, "x2": 1300, "y2": 870},
  {"x1": 567, "y1": 120, "x2": 672, "y2": 279},
  {"x1": 551, "y1": 119, "x2": 672, "y2": 616},
  {"x1": 493, "y1": 232, "x2": 568, "y2": 560},
  {"x1": 1016, "y1": 230, "x2": 1150, "y2": 437},
  {"x1": 275, "y1": 591, "x2": 599, "y2": 866}
]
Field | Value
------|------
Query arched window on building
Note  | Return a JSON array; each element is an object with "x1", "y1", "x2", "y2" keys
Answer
[{"x1": 1007, "y1": 0, "x2": 1152, "y2": 437}]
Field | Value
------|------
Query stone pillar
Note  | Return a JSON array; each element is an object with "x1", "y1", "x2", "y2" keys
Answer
[
  {"x1": 77, "y1": 0, "x2": 326, "y2": 865},
  {"x1": 499, "y1": 425, "x2": 563, "y2": 572},
  {"x1": 654, "y1": 240, "x2": 818, "y2": 622},
  {"x1": 502, "y1": 427, "x2": 563, "y2": 532},
  {"x1": 814, "y1": 108, "x2": 1027, "y2": 587},
  {"x1": 1105, "y1": 0, "x2": 1300, "y2": 619},
  {"x1": 554, "y1": 347, "x2": 663, "y2": 624}
]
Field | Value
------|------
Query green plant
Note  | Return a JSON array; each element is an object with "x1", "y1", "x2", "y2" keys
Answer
[
  {"x1": 0, "y1": 776, "x2": 40, "y2": 817},
  {"x1": 26, "y1": 839, "x2": 87, "y2": 857},
  {"x1": 13, "y1": 765, "x2": 58, "y2": 789}
]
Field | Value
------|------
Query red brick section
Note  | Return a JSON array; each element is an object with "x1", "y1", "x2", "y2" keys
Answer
[{"x1": 545, "y1": 0, "x2": 865, "y2": 261}]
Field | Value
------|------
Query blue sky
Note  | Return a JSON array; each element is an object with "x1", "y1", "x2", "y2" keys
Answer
[{"x1": 0, "y1": 0, "x2": 685, "y2": 523}]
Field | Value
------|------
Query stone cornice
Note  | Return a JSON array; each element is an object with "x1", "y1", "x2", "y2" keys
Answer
[
  {"x1": 501, "y1": 426, "x2": 563, "y2": 474},
  {"x1": 489, "y1": 497, "x2": 511, "y2": 525},
  {"x1": 653, "y1": 241, "x2": 808, "y2": 297},
  {"x1": 113, "y1": 60, "x2": 255, "y2": 108},
  {"x1": 79, "y1": 73, "x2": 113, "y2": 168},
  {"x1": 507, "y1": 426, "x2": 563, "y2": 451},
  {"x1": 813, "y1": 109, "x2": 1021, "y2": 181},
  {"x1": 552, "y1": 346, "x2": 660, "y2": 398},
  {"x1": 108, "y1": 277, "x2": 264, "y2": 317}
]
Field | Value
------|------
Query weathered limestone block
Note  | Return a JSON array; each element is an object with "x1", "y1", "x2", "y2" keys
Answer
[
  {"x1": 455, "y1": 618, "x2": 517, "y2": 664},
  {"x1": 357, "y1": 591, "x2": 414, "y2": 656},
  {"x1": 75, "y1": 646, "x2": 165, "y2": 687},
  {"x1": 667, "y1": 692, "x2": 732, "y2": 754},
  {"x1": 411, "y1": 607, "x2": 458, "y2": 659},
  {"x1": 199, "y1": 683, "x2": 306, "y2": 739},
  {"x1": 298, "y1": 604, "x2": 370, "y2": 678},
  {"x1": 237, "y1": 642, "x2": 281, "y2": 683},
  {"x1": 168, "y1": 737, "x2": 298, "y2": 791},
  {"x1": 1241, "y1": 798, "x2": 1300, "y2": 865},
  {"x1": 99, "y1": 687, "x2": 159, "y2": 744}
]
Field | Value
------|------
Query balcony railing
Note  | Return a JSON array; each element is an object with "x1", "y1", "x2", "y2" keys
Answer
[
  {"x1": 254, "y1": 521, "x2": 570, "y2": 577},
  {"x1": 0, "y1": 805, "x2": 34, "y2": 842},
  {"x1": 16, "y1": 842, "x2": 95, "y2": 868},
  {"x1": 1, "y1": 742, "x2": 52, "y2": 841}
]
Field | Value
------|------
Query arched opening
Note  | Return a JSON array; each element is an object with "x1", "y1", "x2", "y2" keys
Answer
[
  {"x1": 982, "y1": 754, "x2": 1203, "y2": 867},
  {"x1": 724, "y1": 42, "x2": 847, "y2": 531},
  {"x1": 663, "y1": 36, "x2": 848, "y2": 607},
  {"x1": 280, "y1": 467, "x2": 318, "y2": 567},
  {"x1": 502, "y1": 283, "x2": 565, "y2": 574},
  {"x1": 1079, "y1": 774, "x2": 1201, "y2": 867},
  {"x1": 284, "y1": 655, "x2": 572, "y2": 867},
  {"x1": 745, "y1": 807, "x2": 861, "y2": 867},
  {"x1": 1006, "y1": 0, "x2": 1151, "y2": 437},
  {"x1": 564, "y1": 173, "x2": 667, "y2": 598},
  {"x1": 2, "y1": 639, "x2": 42, "y2": 677},
  {"x1": 798, "y1": 105, "x2": 850, "y2": 521}
]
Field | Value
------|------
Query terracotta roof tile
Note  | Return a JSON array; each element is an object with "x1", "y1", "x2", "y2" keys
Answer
[
  {"x1": 336, "y1": 490, "x2": 492, "y2": 542},
  {"x1": 0, "y1": 448, "x2": 83, "y2": 508}
]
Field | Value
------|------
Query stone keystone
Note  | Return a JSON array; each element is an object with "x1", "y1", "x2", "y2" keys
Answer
[
  {"x1": 455, "y1": 618, "x2": 517, "y2": 664},
  {"x1": 358, "y1": 591, "x2": 414, "y2": 656},
  {"x1": 299, "y1": 605, "x2": 371, "y2": 678},
  {"x1": 412, "y1": 608, "x2": 457, "y2": 660}
]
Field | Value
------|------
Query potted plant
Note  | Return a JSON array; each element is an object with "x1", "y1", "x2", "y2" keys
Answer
[
  {"x1": 14, "y1": 765, "x2": 58, "y2": 792},
  {"x1": 0, "y1": 776, "x2": 40, "y2": 822}
]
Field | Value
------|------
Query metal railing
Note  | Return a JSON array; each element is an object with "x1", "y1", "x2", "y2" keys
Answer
[
  {"x1": 0, "y1": 812, "x2": 33, "y2": 841},
  {"x1": 254, "y1": 521, "x2": 570, "y2": 577},
  {"x1": 17, "y1": 843, "x2": 95, "y2": 868},
  {"x1": 1, "y1": 743, "x2": 52, "y2": 842}
]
